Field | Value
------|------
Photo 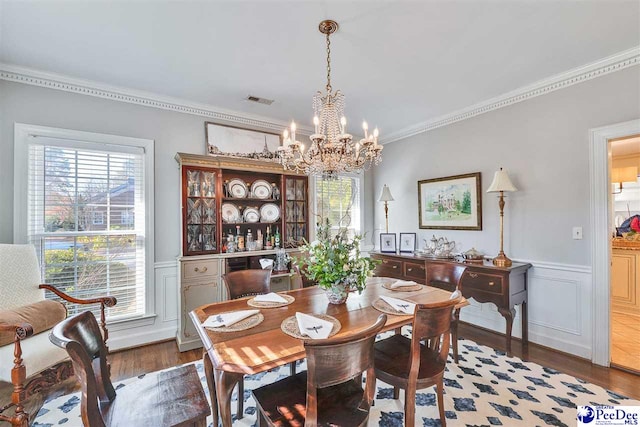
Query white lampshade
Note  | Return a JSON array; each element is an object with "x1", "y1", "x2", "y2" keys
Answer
[
  {"x1": 378, "y1": 184, "x2": 394, "y2": 202},
  {"x1": 611, "y1": 167, "x2": 638, "y2": 183},
  {"x1": 487, "y1": 168, "x2": 517, "y2": 193}
]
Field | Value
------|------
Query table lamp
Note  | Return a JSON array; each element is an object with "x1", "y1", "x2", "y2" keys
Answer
[
  {"x1": 487, "y1": 168, "x2": 517, "y2": 267},
  {"x1": 378, "y1": 184, "x2": 394, "y2": 233}
]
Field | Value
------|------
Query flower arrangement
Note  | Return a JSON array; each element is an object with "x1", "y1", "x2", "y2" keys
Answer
[{"x1": 297, "y1": 219, "x2": 378, "y2": 302}]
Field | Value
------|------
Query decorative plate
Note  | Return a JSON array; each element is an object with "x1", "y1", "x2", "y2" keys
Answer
[
  {"x1": 221, "y1": 203, "x2": 241, "y2": 223},
  {"x1": 280, "y1": 314, "x2": 341, "y2": 340},
  {"x1": 243, "y1": 207, "x2": 260, "y2": 223},
  {"x1": 259, "y1": 203, "x2": 280, "y2": 223},
  {"x1": 247, "y1": 293, "x2": 295, "y2": 308},
  {"x1": 251, "y1": 179, "x2": 272, "y2": 199},
  {"x1": 228, "y1": 178, "x2": 248, "y2": 198}
]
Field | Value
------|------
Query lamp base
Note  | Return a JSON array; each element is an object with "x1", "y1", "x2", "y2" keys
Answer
[{"x1": 492, "y1": 253, "x2": 513, "y2": 267}]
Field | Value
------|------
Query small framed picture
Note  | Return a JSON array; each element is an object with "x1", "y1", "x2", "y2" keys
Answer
[
  {"x1": 380, "y1": 233, "x2": 397, "y2": 254},
  {"x1": 399, "y1": 233, "x2": 417, "y2": 253}
]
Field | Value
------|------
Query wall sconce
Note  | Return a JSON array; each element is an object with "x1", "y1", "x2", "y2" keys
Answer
[
  {"x1": 378, "y1": 184, "x2": 394, "y2": 233},
  {"x1": 611, "y1": 167, "x2": 638, "y2": 194}
]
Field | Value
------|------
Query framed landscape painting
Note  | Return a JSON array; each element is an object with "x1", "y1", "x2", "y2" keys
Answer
[
  {"x1": 205, "y1": 122, "x2": 281, "y2": 159},
  {"x1": 418, "y1": 172, "x2": 482, "y2": 230}
]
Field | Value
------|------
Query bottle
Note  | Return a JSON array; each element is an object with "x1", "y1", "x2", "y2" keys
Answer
[
  {"x1": 246, "y1": 229, "x2": 254, "y2": 251},
  {"x1": 236, "y1": 226, "x2": 245, "y2": 251},
  {"x1": 274, "y1": 226, "x2": 280, "y2": 249}
]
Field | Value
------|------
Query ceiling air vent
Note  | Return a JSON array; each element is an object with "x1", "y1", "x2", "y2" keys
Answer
[{"x1": 246, "y1": 95, "x2": 274, "y2": 105}]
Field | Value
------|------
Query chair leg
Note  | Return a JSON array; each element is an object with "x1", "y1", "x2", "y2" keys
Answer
[
  {"x1": 393, "y1": 386, "x2": 400, "y2": 400},
  {"x1": 436, "y1": 379, "x2": 446, "y2": 427},
  {"x1": 404, "y1": 385, "x2": 416, "y2": 427},
  {"x1": 289, "y1": 361, "x2": 296, "y2": 376},
  {"x1": 452, "y1": 309, "x2": 460, "y2": 364},
  {"x1": 237, "y1": 377, "x2": 244, "y2": 419}
]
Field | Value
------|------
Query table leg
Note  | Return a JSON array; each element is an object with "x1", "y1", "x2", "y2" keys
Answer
[
  {"x1": 521, "y1": 300, "x2": 529, "y2": 355},
  {"x1": 214, "y1": 368, "x2": 243, "y2": 427},
  {"x1": 498, "y1": 307, "x2": 515, "y2": 357},
  {"x1": 203, "y1": 352, "x2": 218, "y2": 427}
]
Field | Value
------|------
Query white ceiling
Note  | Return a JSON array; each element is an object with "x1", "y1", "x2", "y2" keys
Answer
[
  {"x1": 612, "y1": 135, "x2": 640, "y2": 157},
  {"x1": 1, "y1": 0, "x2": 639, "y2": 137}
]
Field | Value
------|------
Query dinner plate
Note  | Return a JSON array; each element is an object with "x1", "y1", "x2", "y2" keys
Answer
[
  {"x1": 221, "y1": 203, "x2": 241, "y2": 223},
  {"x1": 228, "y1": 178, "x2": 248, "y2": 198},
  {"x1": 259, "y1": 203, "x2": 280, "y2": 223},
  {"x1": 251, "y1": 179, "x2": 272, "y2": 199},
  {"x1": 243, "y1": 207, "x2": 260, "y2": 223}
]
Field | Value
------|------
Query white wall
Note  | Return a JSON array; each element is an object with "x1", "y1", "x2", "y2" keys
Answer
[{"x1": 372, "y1": 66, "x2": 640, "y2": 358}]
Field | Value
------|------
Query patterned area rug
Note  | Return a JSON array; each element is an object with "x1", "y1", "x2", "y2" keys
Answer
[{"x1": 33, "y1": 333, "x2": 639, "y2": 427}]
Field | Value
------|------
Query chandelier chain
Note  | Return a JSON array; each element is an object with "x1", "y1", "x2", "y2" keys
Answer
[{"x1": 326, "y1": 33, "x2": 332, "y2": 93}]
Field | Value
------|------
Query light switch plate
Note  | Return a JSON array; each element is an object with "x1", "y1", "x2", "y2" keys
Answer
[{"x1": 572, "y1": 226, "x2": 583, "y2": 240}]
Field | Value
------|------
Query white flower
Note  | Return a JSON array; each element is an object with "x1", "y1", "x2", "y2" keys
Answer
[{"x1": 343, "y1": 264, "x2": 350, "y2": 272}]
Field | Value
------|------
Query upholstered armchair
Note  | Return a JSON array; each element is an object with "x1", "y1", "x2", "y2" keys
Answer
[{"x1": 0, "y1": 244, "x2": 116, "y2": 427}]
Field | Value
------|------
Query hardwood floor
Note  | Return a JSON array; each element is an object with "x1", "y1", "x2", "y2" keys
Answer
[
  {"x1": 105, "y1": 322, "x2": 640, "y2": 401},
  {"x1": 610, "y1": 311, "x2": 640, "y2": 374}
]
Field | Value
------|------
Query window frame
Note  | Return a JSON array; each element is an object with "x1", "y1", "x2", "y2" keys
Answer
[
  {"x1": 14, "y1": 123, "x2": 155, "y2": 322},
  {"x1": 310, "y1": 172, "x2": 365, "y2": 244}
]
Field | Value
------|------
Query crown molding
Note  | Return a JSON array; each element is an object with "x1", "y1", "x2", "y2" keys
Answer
[
  {"x1": 1, "y1": 46, "x2": 638, "y2": 144},
  {"x1": 382, "y1": 46, "x2": 640, "y2": 144},
  {"x1": 0, "y1": 63, "x2": 314, "y2": 134}
]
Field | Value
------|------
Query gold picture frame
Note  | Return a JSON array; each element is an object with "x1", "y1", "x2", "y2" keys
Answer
[{"x1": 418, "y1": 172, "x2": 482, "y2": 230}]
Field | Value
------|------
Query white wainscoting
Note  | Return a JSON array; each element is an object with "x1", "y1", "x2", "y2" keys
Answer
[
  {"x1": 459, "y1": 260, "x2": 593, "y2": 359},
  {"x1": 107, "y1": 261, "x2": 179, "y2": 351}
]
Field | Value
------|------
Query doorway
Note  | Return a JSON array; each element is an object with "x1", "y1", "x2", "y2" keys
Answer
[
  {"x1": 590, "y1": 119, "x2": 640, "y2": 367},
  {"x1": 609, "y1": 135, "x2": 640, "y2": 373}
]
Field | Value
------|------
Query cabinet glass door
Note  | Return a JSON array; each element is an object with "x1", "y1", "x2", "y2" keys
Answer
[
  {"x1": 184, "y1": 167, "x2": 217, "y2": 255},
  {"x1": 284, "y1": 176, "x2": 308, "y2": 248}
]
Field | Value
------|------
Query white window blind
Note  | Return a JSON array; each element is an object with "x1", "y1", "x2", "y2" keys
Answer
[
  {"x1": 314, "y1": 175, "x2": 361, "y2": 237},
  {"x1": 27, "y1": 137, "x2": 147, "y2": 321}
]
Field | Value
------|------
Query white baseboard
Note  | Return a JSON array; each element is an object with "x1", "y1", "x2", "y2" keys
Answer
[{"x1": 108, "y1": 324, "x2": 177, "y2": 351}]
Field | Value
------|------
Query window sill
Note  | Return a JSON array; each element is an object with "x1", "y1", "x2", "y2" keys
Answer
[{"x1": 107, "y1": 313, "x2": 158, "y2": 332}]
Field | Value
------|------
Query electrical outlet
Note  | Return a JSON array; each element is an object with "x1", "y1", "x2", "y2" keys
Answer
[{"x1": 572, "y1": 227, "x2": 583, "y2": 240}]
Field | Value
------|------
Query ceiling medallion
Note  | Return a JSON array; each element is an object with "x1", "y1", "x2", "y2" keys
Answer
[{"x1": 278, "y1": 19, "x2": 383, "y2": 179}]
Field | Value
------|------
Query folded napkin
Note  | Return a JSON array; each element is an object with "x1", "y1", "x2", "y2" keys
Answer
[
  {"x1": 295, "y1": 312, "x2": 333, "y2": 339},
  {"x1": 253, "y1": 292, "x2": 288, "y2": 303},
  {"x1": 203, "y1": 309, "x2": 259, "y2": 328},
  {"x1": 390, "y1": 279, "x2": 418, "y2": 289},
  {"x1": 380, "y1": 296, "x2": 416, "y2": 314},
  {"x1": 259, "y1": 259, "x2": 274, "y2": 269},
  {"x1": 449, "y1": 289, "x2": 461, "y2": 300}
]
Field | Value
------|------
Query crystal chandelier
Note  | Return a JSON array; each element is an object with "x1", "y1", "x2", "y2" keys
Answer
[{"x1": 278, "y1": 20, "x2": 383, "y2": 179}]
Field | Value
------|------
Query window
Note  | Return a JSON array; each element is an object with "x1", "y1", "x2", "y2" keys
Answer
[
  {"x1": 15, "y1": 125, "x2": 154, "y2": 322},
  {"x1": 313, "y1": 175, "x2": 362, "y2": 238}
]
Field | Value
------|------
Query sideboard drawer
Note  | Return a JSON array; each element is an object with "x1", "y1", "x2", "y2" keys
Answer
[
  {"x1": 379, "y1": 258, "x2": 402, "y2": 272},
  {"x1": 462, "y1": 271, "x2": 503, "y2": 294},
  {"x1": 183, "y1": 259, "x2": 218, "y2": 280},
  {"x1": 404, "y1": 262, "x2": 426, "y2": 282}
]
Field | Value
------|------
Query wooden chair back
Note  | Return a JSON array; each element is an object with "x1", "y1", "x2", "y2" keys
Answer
[
  {"x1": 410, "y1": 298, "x2": 461, "y2": 370},
  {"x1": 303, "y1": 314, "x2": 387, "y2": 427},
  {"x1": 49, "y1": 311, "x2": 116, "y2": 427},
  {"x1": 222, "y1": 269, "x2": 272, "y2": 300},
  {"x1": 426, "y1": 263, "x2": 466, "y2": 292}
]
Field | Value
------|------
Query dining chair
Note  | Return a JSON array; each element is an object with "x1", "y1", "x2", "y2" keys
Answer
[
  {"x1": 49, "y1": 311, "x2": 210, "y2": 427},
  {"x1": 221, "y1": 268, "x2": 273, "y2": 419},
  {"x1": 426, "y1": 262, "x2": 467, "y2": 363},
  {"x1": 252, "y1": 314, "x2": 387, "y2": 427},
  {"x1": 374, "y1": 297, "x2": 461, "y2": 427},
  {"x1": 222, "y1": 269, "x2": 272, "y2": 299}
]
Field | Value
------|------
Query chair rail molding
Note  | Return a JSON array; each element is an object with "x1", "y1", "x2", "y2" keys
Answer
[
  {"x1": 382, "y1": 46, "x2": 640, "y2": 144},
  {"x1": 589, "y1": 119, "x2": 640, "y2": 366}
]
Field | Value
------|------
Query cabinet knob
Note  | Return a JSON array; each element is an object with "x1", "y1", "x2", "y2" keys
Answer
[
  {"x1": 407, "y1": 268, "x2": 413, "y2": 272},
  {"x1": 489, "y1": 281, "x2": 495, "y2": 286},
  {"x1": 383, "y1": 260, "x2": 388, "y2": 264},
  {"x1": 194, "y1": 266, "x2": 208, "y2": 273},
  {"x1": 392, "y1": 265, "x2": 398, "y2": 269},
  {"x1": 469, "y1": 272, "x2": 478, "y2": 278}
]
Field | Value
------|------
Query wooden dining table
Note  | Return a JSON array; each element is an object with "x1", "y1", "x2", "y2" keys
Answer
[{"x1": 189, "y1": 276, "x2": 468, "y2": 427}]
